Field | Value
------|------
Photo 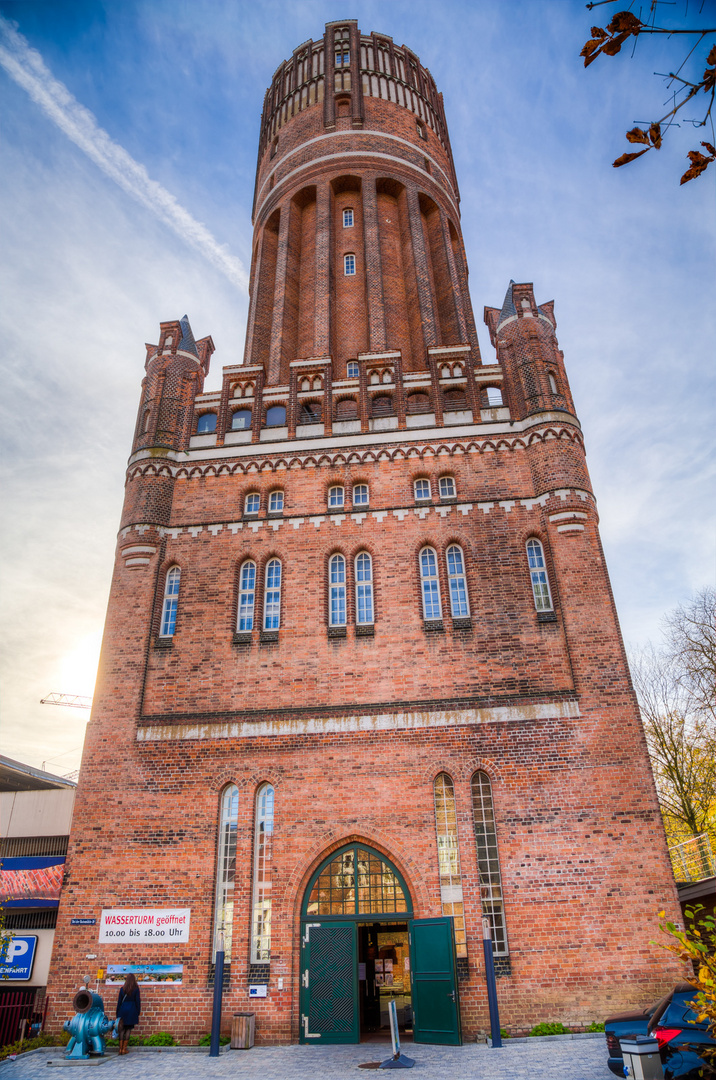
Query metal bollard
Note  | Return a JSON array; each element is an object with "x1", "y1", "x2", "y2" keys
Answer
[{"x1": 63, "y1": 989, "x2": 115, "y2": 1059}]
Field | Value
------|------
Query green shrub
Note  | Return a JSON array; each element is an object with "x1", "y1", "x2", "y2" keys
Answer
[
  {"x1": 0, "y1": 1033, "x2": 59, "y2": 1062},
  {"x1": 499, "y1": 1027, "x2": 510, "y2": 1039},
  {"x1": 197, "y1": 1033, "x2": 230, "y2": 1046},
  {"x1": 586, "y1": 1021, "x2": 605, "y2": 1032},
  {"x1": 143, "y1": 1031, "x2": 177, "y2": 1046},
  {"x1": 529, "y1": 1021, "x2": 571, "y2": 1037}
]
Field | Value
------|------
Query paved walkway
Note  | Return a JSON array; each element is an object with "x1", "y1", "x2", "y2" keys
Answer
[{"x1": 1, "y1": 1036, "x2": 610, "y2": 1079}]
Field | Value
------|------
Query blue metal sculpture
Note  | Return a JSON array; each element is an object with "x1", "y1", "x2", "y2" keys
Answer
[{"x1": 64, "y1": 988, "x2": 115, "y2": 1059}]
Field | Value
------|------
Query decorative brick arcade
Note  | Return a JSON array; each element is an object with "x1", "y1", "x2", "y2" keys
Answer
[{"x1": 47, "y1": 21, "x2": 682, "y2": 1044}]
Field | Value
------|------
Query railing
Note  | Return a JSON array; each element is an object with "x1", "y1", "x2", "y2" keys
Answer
[
  {"x1": 0, "y1": 989, "x2": 48, "y2": 1049},
  {"x1": 669, "y1": 833, "x2": 716, "y2": 883}
]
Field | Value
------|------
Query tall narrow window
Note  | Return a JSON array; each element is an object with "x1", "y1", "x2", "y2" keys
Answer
[
  {"x1": 237, "y1": 560, "x2": 256, "y2": 632},
  {"x1": 446, "y1": 545, "x2": 469, "y2": 617},
  {"x1": 471, "y1": 771, "x2": 508, "y2": 956},
  {"x1": 263, "y1": 559, "x2": 282, "y2": 629},
  {"x1": 526, "y1": 538, "x2": 553, "y2": 611},
  {"x1": 344, "y1": 253, "x2": 356, "y2": 276},
  {"x1": 433, "y1": 773, "x2": 467, "y2": 958},
  {"x1": 548, "y1": 372, "x2": 558, "y2": 394},
  {"x1": 355, "y1": 552, "x2": 374, "y2": 625},
  {"x1": 213, "y1": 784, "x2": 238, "y2": 962},
  {"x1": 329, "y1": 554, "x2": 347, "y2": 626},
  {"x1": 420, "y1": 547, "x2": 441, "y2": 621},
  {"x1": 251, "y1": 784, "x2": 274, "y2": 963},
  {"x1": 160, "y1": 567, "x2": 180, "y2": 637},
  {"x1": 343, "y1": 208, "x2": 354, "y2": 227}
]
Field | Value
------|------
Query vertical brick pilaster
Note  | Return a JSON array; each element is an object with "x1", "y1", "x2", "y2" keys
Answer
[
  {"x1": 406, "y1": 184, "x2": 437, "y2": 351},
  {"x1": 323, "y1": 362, "x2": 333, "y2": 437},
  {"x1": 267, "y1": 206, "x2": 290, "y2": 385},
  {"x1": 315, "y1": 183, "x2": 331, "y2": 357},
  {"x1": 362, "y1": 178, "x2": 387, "y2": 352}
]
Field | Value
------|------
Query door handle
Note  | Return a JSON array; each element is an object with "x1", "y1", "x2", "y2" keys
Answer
[{"x1": 448, "y1": 990, "x2": 455, "y2": 1001}]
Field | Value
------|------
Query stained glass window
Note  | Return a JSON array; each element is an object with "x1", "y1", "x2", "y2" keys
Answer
[{"x1": 305, "y1": 846, "x2": 409, "y2": 917}]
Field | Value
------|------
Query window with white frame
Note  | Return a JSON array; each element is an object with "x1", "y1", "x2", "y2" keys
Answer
[
  {"x1": 245, "y1": 492, "x2": 260, "y2": 516},
  {"x1": 439, "y1": 476, "x2": 456, "y2": 500},
  {"x1": 446, "y1": 545, "x2": 469, "y2": 617},
  {"x1": 343, "y1": 208, "x2": 354, "y2": 228},
  {"x1": 268, "y1": 490, "x2": 284, "y2": 514},
  {"x1": 328, "y1": 485, "x2": 345, "y2": 508},
  {"x1": 414, "y1": 478, "x2": 431, "y2": 501},
  {"x1": 471, "y1": 771, "x2": 508, "y2": 955},
  {"x1": 263, "y1": 559, "x2": 282, "y2": 629},
  {"x1": 251, "y1": 784, "x2": 274, "y2": 962},
  {"x1": 433, "y1": 773, "x2": 467, "y2": 958},
  {"x1": 237, "y1": 560, "x2": 256, "y2": 632},
  {"x1": 420, "y1": 547, "x2": 442, "y2": 620},
  {"x1": 344, "y1": 253, "x2": 356, "y2": 276},
  {"x1": 329, "y1": 554, "x2": 347, "y2": 626},
  {"x1": 160, "y1": 567, "x2": 180, "y2": 637},
  {"x1": 212, "y1": 784, "x2": 238, "y2": 962},
  {"x1": 353, "y1": 484, "x2": 369, "y2": 506},
  {"x1": 526, "y1": 539, "x2": 553, "y2": 611},
  {"x1": 347, "y1": 361, "x2": 359, "y2": 378},
  {"x1": 355, "y1": 552, "x2": 374, "y2": 625}
]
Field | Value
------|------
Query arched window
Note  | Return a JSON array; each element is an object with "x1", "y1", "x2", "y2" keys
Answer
[
  {"x1": 446, "y1": 545, "x2": 469, "y2": 617},
  {"x1": 237, "y1": 560, "x2": 256, "y2": 632},
  {"x1": 329, "y1": 554, "x2": 347, "y2": 626},
  {"x1": 268, "y1": 490, "x2": 284, "y2": 514},
  {"x1": 213, "y1": 784, "x2": 238, "y2": 962},
  {"x1": 346, "y1": 362, "x2": 359, "y2": 379},
  {"x1": 304, "y1": 844, "x2": 410, "y2": 917},
  {"x1": 299, "y1": 402, "x2": 322, "y2": 424},
  {"x1": 336, "y1": 398, "x2": 358, "y2": 420},
  {"x1": 420, "y1": 547, "x2": 441, "y2": 621},
  {"x1": 548, "y1": 372, "x2": 558, "y2": 394},
  {"x1": 160, "y1": 567, "x2": 180, "y2": 637},
  {"x1": 526, "y1": 539, "x2": 553, "y2": 612},
  {"x1": 344, "y1": 253, "x2": 356, "y2": 276},
  {"x1": 343, "y1": 208, "x2": 354, "y2": 228},
  {"x1": 471, "y1": 771, "x2": 508, "y2": 955},
  {"x1": 263, "y1": 559, "x2": 282, "y2": 630},
  {"x1": 352, "y1": 483, "x2": 369, "y2": 506},
  {"x1": 433, "y1": 773, "x2": 467, "y2": 958},
  {"x1": 244, "y1": 492, "x2": 260, "y2": 516},
  {"x1": 197, "y1": 413, "x2": 217, "y2": 434},
  {"x1": 231, "y1": 409, "x2": 252, "y2": 430},
  {"x1": 485, "y1": 386, "x2": 503, "y2": 407},
  {"x1": 251, "y1": 784, "x2": 274, "y2": 963},
  {"x1": 407, "y1": 392, "x2": 431, "y2": 414},
  {"x1": 414, "y1": 478, "x2": 431, "y2": 501},
  {"x1": 266, "y1": 405, "x2": 286, "y2": 427},
  {"x1": 439, "y1": 476, "x2": 456, "y2": 500},
  {"x1": 328, "y1": 485, "x2": 344, "y2": 508},
  {"x1": 444, "y1": 389, "x2": 467, "y2": 411},
  {"x1": 355, "y1": 552, "x2": 374, "y2": 625}
]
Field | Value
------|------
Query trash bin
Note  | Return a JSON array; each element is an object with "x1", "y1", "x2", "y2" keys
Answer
[
  {"x1": 231, "y1": 1012, "x2": 255, "y2": 1050},
  {"x1": 619, "y1": 1035, "x2": 664, "y2": 1080}
]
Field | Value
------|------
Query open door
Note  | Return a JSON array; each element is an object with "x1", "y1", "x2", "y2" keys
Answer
[
  {"x1": 409, "y1": 917, "x2": 462, "y2": 1045},
  {"x1": 299, "y1": 921, "x2": 358, "y2": 1044}
]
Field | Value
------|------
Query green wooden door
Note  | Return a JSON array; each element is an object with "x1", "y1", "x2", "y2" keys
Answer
[
  {"x1": 409, "y1": 917, "x2": 462, "y2": 1045},
  {"x1": 299, "y1": 921, "x2": 358, "y2": 1044}
]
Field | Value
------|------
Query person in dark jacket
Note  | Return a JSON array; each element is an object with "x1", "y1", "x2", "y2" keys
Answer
[{"x1": 116, "y1": 973, "x2": 141, "y2": 1055}]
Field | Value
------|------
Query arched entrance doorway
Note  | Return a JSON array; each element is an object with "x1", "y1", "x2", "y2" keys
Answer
[{"x1": 299, "y1": 844, "x2": 461, "y2": 1045}]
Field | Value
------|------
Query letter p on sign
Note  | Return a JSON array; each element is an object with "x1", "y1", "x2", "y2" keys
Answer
[{"x1": 8, "y1": 940, "x2": 29, "y2": 962}]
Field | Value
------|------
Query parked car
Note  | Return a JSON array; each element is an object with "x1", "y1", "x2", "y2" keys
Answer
[{"x1": 605, "y1": 983, "x2": 715, "y2": 1079}]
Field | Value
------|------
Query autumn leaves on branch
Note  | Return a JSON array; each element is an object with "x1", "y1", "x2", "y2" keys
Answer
[{"x1": 581, "y1": 10, "x2": 716, "y2": 184}]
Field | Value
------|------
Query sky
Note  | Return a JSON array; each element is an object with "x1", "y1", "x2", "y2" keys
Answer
[{"x1": 1, "y1": 0, "x2": 714, "y2": 777}]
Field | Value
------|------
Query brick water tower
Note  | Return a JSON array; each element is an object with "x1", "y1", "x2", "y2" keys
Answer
[{"x1": 47, "y1": 20, "x2": 682, "y2": 1045}]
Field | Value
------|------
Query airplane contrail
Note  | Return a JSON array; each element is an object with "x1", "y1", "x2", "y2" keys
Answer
[{"x1": 0, "y1": 14, "x2": 248, "y2": 292}]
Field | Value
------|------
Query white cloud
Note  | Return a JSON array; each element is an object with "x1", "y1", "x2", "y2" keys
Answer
[{"x1": 0, "y1": 13, "x2": 248, "y2": 292}]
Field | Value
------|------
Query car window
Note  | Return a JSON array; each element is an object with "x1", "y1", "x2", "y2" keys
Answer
[
  {"x1": 647, "y1": 993, "x2": 674, "y2": 1030},
  {"x1": 662, "y1": 994, "x2": 710, "y2": 1031}
]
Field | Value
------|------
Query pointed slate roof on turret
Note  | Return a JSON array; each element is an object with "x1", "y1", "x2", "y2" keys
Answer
[
  {"x1": 497, "y1": 280, "x2": 516, "y2": 328},
  {"x1": 178, "y1": 315, "x2": 198, "y2": 357}
]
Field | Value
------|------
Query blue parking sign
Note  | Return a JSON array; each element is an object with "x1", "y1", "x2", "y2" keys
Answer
[{"x1": 0, "y1": 936, "x2": 38, "y2": 981}]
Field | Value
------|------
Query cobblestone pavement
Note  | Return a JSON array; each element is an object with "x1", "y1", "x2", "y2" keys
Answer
[{"x1": 1, "y1": 1035, "x2": 610, "y2": 1079}]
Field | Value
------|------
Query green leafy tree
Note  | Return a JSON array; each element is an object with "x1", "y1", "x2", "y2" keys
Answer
[{"x1": 581, "y1": 5, "x2": 716, "y2": 183}]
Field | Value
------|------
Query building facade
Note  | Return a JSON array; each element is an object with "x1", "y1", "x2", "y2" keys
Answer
[{"x1": 48, "y1": 21, "x2": 682, "y2": 1044}]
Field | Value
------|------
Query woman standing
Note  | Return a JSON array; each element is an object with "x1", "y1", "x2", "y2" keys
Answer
[{"x1": 116, "y1": 972, "x2": 141, "y2": 1055}]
